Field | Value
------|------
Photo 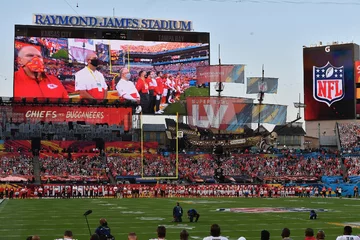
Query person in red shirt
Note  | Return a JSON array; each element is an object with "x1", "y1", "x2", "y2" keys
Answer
[
  {"x1": 0, "y1": 186, "x2": 4, "y2": 199},
  {"x1": 146, "y1": 71, "x2": 157, "y2": 114},
  {"x1": 135, "y1": 71, "x2": 150, "y2": 114},
  {"x1": 304, "y1": 228, "x2": 316, "y2": 240},
  {"x1": 14, "y1": 46, "x2": 69, "y2": 99},
  {"x1": 155, "y1": 72, "x2": 164, "y2": 114}
]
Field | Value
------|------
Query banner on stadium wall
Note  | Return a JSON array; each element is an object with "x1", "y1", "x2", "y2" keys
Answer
[
  {"x1": 196, "y1": 65, "x2": 245, "y2": 84},
  {"x1": 3, "y1": 140, "x2": 159, "y2": 153},
  {"x1": 0, "y1": 106, "x2": 132, "y2": 127},
  {"x1": 105, "y1": 141, "x2": 158, "y2": 152},
  {"x1": 186, "y1": 97, "x2": 253, "y2": 131},
  {"x1": 355, "y1": 61, "x2": 360, "y2": 84},
  {"x1": 252, "y1": 104, "x2": 287, "y2": 125},
  {"x1": 246, "y1": 77, "x2": 279, "y2": 94},
  {"x1": 187, "y1": 97, "x2": 287, "y2": 130},
  {"x1": 355, "y1": 61, "x2": 360, "y2": 102}
]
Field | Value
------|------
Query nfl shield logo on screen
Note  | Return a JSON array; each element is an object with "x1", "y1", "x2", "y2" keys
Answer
[{"x1": 313, "y1": 62, "x2": 345, "y2": 107}]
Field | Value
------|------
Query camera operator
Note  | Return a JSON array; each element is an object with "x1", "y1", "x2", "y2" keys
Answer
[{"x1": 95, "y1": 218, "x2": 115, "y2": 240}]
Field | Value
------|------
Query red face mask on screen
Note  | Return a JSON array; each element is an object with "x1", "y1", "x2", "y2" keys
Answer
[{"x1": 25, "y1": 57, "x2": 45, "y2": 73}]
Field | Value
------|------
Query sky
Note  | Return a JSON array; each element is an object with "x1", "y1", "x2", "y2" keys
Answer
[{"x1": 1, "y1": 0, "x2": 360, "y2": 126}]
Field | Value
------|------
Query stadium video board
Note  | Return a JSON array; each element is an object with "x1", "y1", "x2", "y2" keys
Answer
[
  {"x1": 303, "y1": 44, "x2": 359, "y2": 121},
  {"x1": 13, "y1": 25, "x2": 210, "y2": 115}
]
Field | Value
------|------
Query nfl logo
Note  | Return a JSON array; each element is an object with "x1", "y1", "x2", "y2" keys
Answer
[{"x1": 313, "y1": 62, "x2": 345, "y2": 107}]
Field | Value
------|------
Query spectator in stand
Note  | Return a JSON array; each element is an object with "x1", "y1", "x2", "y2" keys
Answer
[
  {"x1": 39, "y1": 155, "x2": 107, "y2": 183},
  {"x1": 74, "y1": 52, "x2": 108, "y2": 99},
  {"x1": 339, "y1": 123, "x2": 360, "y2": 151},
  {"x1": 14, "y1": 46, "x2": 69, "y2": 99},
  {"x1": 0, "y1": 156, "x2": 33, "y2": 178},
  {"x1": 203, "y1": 224, "x2": 228, "y2": 240}
]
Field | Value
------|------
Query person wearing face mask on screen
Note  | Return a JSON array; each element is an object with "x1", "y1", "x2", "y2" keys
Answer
[
  {"x1": 14, "y1": 46, "x2": 69, "y2": 99},
  {"x1": 115, "y1": 67, "x2": 142, "y2": 113},
  {"x1": 74, "y1": 52, "x2": 108, "y2": 100}
]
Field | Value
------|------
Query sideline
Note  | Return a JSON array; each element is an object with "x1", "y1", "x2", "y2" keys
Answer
[{"x1": 0, "y1": 199, "x2": 8, "y2": 214}]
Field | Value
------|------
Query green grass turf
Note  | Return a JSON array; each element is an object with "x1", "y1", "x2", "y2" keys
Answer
[
  {"x1": 1, "y1": 197, "x2": 359, "y2": 240},
  {"x1": 163, "y1": 87, "x2": 209, "y2": 115}
]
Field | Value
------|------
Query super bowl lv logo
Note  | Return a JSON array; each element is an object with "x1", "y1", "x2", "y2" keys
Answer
[{"x1": 313, "y1": 62, "x2": 345, "y2": 107}]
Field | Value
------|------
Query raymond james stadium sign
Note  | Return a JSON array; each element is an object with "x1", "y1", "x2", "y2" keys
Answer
[{"x1": 33, "y1": 14, "x2": 193, "y2": 31}]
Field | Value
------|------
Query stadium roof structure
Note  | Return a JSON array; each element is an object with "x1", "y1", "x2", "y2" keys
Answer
[
  {"x1": 143, "y1": 124, "x2": 166, "y2": 132},
  {"x1": 273, "y1": 124, "x2": 306, "y2": 136}
]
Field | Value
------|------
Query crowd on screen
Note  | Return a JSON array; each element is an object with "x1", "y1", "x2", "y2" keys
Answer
[{"x1": 120, "y1": 43, "x2": 202, "y2": 53}]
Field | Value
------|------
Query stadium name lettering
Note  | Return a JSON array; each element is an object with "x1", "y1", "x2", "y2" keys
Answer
[{"x1": 33, "y1": 14, "x2": 193, "y2": 31}]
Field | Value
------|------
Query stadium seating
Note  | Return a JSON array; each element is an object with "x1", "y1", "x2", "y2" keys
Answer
[
  {"x1": 338, "y1": 122, "x2": 360, "y2": 151},
  {"x1": 1, "y1": 122, "x2": 125, "y2": 141}
]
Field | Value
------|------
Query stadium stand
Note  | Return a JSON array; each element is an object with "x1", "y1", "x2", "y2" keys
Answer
[{"x1": 338, "y1": 122, "x2": 360, "y2": 151}]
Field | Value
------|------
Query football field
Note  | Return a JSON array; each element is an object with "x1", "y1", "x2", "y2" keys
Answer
[{"x1": 1, "y1": 197, "x2": 359, "y2": 240}]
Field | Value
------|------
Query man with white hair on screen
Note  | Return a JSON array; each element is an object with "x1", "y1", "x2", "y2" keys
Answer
[
  {"x1": 75, "y1": 52, "x2": 108, "y2": 99},
  {"x1": 116, "y1": 67, "x2": 142, "y2": 113}
]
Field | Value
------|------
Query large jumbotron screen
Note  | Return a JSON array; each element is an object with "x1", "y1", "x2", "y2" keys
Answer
[{"x1": 13, "y1": 25, "x2": 210, "y2": 115}]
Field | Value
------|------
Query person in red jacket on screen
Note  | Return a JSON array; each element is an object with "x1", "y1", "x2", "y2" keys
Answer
[
  {"x1": 146, "y1": 71, "x2": 157, "y2": 114},
  {"x1": 136, "y1": 71, "x2": 150, "y2": 114},
  {"x1": 14, "y1": 46, "x2": 69, "y2": 99},
  {"x1": 154, "y1": 71, "x2": 164, "y2": 114}
]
